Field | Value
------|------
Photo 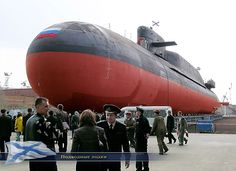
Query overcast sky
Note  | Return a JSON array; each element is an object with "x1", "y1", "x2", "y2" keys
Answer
[{"x1": 0, "y1": 0, "x2": 235, "y2": 104}]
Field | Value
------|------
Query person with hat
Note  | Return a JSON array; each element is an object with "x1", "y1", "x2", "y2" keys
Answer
[
  {"x1": 124, "y1": 111, "x2": 136, "y2": 148},
  {"x1": 0, "y1": 109, "x2": 12, "y2": 153},
  {"x1": 97, "y1": 104, "x2": 130, "y2": 171},
  {"x1": 135, "y1": 107, "x2": 151, "y2": 171},
  {"x1": 150, "y1": 109, "x2": 169, "y2": 155},
  {"x1": 166, "y1": 110, "x2": 176, "y2": 144}
]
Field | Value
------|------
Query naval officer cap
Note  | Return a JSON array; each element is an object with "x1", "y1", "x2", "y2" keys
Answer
[
  {"x1": 136, "y1": 107, "x2": 144, "y2": 113},
  {"x1": 103, "y1": 104, "x2": 121, "y2": 114}
]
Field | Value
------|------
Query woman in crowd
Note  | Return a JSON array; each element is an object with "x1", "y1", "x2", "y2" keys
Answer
[{"x1": 71, "y1": 109, "x2": 108, "y2": 171}]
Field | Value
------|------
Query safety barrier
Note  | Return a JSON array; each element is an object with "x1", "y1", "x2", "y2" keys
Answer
[{"x1": 196, "y1": 120, "x2": 215, "y2": 133}]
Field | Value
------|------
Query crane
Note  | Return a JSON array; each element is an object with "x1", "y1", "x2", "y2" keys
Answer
[
  {"x1": 222, "y1": 92, "x2": 228, "y2": 102},
  {"x1": 3, "y1": 72, "x2": 12, "y2": 89},
  {"x1": 222, "y1": 83, "x2": 233, "y2": 103}
]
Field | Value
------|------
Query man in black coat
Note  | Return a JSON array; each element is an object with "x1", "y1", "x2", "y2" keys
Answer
[
  {"x1": 25, "y1": 97, "x2": 57, "y2": 171},
  {"x1": 0, "y1": 109, "x2": 12, "y2": 153},
  {"x1": 167, "y1": 110, "x2": 176, "y2": 144},
  {"x1": 97, "y1": 104, "x2": 130, "y2": 171},
  {"x1": 56, "y1": 104, "x2": 69, "y2": 152},
  {"x1": 135, "y1": 107, "x2": 151, "y2": 171},
  {"x1": 23, "y1": 108, "x2": 33, "y2": 141}
]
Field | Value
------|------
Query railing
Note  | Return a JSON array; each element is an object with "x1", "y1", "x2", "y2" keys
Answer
[{"x1": 174, "y1": 114, "x2": 223, "y2": 133}]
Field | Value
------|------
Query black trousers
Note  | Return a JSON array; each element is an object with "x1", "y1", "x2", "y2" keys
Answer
[
  {"x1": 107, "y1": 162, "x2": 121, "y2": 171},
  {"x1": 76, "y1": 162, "x2": 106, "y2": 171},
  {"x1": 0, "y1": 136, "x2": 10, "y2": 153},
  {"x1": 167, "y1": 130, "x2": 176, "y2": 143},
  {"x1": 29, "y1": 156, "x2": 57, "y2": 171},
  {"x1": 58, "y1": 131, "x2": 67, "y2": 152},
  {"x1": 127, "y1": 130, "x2": 136, "y2": 147},
  {"x1": 135, "y1": 140, "x2": 149, "y2": 171}
]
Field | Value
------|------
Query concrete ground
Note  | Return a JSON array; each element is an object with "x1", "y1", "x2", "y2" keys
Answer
[{"x1": 1, "y1": 132, "x2": 236, "y2": 171}]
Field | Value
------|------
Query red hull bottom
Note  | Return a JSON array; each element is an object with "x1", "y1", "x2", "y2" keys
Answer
[{"x1": 26, "y1": 52, "x2": 220, "y2": 113}]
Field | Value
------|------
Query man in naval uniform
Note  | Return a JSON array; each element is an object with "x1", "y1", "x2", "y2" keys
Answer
[
  {"x1": 150, "y1": 109, "x2": 168, "y2": 155},
  {"x1": 124, "y1": 111, "x2": 136, "y2": 148},
  {"x1": 56, "y1": 104, "x2": 69, "y2": 152},
  {"x1": 177, "y1": 111, "x2": 188, "y2": 145},
  {"x1": 135, "y1": 107, "x2": 151, "y2": 171},
  {"x1": 97, "y1": 104, "x2": 130, "y2": 171}
]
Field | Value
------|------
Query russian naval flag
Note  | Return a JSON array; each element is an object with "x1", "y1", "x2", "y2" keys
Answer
[
  {"x1": 5, "y1": 141, "x2": 56, "y2": 164},
  {"x1": 36, "y1": 27, "x2": 61, "y2": 39}
]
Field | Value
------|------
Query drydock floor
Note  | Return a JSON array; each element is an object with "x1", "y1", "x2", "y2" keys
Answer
[{"x1": 1, "y1": 117, "x2": 236, "y2": 171}]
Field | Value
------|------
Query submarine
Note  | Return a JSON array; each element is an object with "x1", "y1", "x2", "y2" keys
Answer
[{"x1": 26, "y1": 21, "x2": 220, "y2": 114}]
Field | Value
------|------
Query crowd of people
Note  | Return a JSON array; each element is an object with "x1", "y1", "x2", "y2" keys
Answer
[{"x1": 0, "y1": 97, "x2": 189, "y2": 171}]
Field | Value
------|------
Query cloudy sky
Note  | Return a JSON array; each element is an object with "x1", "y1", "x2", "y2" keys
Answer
[{"x1": 0, "y1": 0, "x2": 235, "y2": 104}]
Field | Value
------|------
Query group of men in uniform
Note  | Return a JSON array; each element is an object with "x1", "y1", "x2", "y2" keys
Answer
[
  {"x1": 20, "y1": 97, "x2": 153, "y2": 171},
  {"x1": 150, "y1": 109, "x2": 188, "y2": 155},
  {"x1": 1, "y1": 96, "x2": 188, "y2": 171}
]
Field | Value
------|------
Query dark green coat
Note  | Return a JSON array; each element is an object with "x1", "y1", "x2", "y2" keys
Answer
[{"x1": 151, "y1": 116, "x2": 166, "y2": 135}]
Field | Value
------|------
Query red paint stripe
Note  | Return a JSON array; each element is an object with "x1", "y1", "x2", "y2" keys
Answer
[
  {"x1": 36, "y1": 33, "x2": 57, "y2": 39},
  {"x1": 26, "y1": 52, "x2": 220, "y2": 113}
]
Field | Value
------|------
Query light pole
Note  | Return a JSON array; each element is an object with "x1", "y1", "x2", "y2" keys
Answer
[{"x1": 229, "y1": 83, "x2": 232, "y2": 104}]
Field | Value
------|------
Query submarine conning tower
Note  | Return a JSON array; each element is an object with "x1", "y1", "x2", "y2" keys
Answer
[
  {"x1": 137, "y1": 26, "x2": 166, "y2": 57},
  {"x1": 137, "y1": 26, "x2": 213, "y2": 90}
]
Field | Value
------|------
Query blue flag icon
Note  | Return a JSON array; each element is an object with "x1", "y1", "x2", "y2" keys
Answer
[{"x1": 5, "y1": 141, "x2": 56, "y2": 164}]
